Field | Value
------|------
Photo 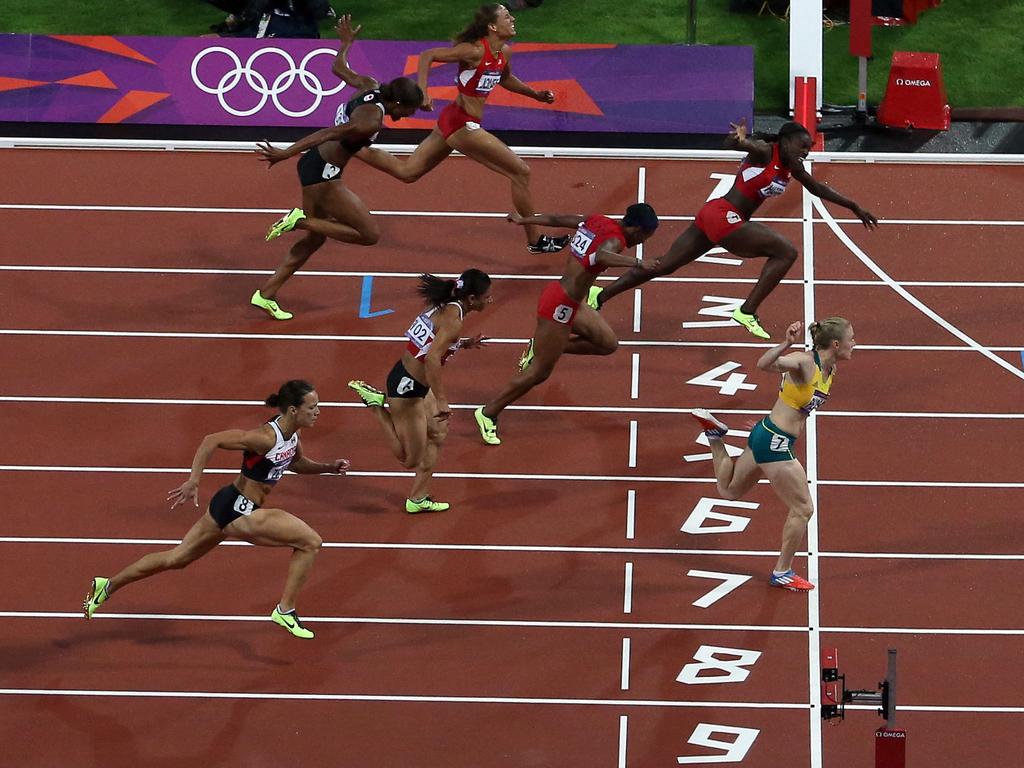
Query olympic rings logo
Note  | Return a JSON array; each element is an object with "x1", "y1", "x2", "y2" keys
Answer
[{"x1": 190, "y1": 46, "x2": 346, "y2": 118}]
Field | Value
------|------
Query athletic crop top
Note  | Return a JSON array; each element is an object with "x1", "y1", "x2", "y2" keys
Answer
[
  {"x1": 778, "y1": 351, "x2": 834, "y2": 415},
  {"x1": 240, "y1": 418, "x2": 298, "y2": 485},
  {"x1": 404, "y1": 302, "x2": 466, "y2": 364},
  {"x1": 456, "y1": 39, "x2": 506, "y2": 98},
  {"x1": 334, "y1": 89, "x2": 386, "y2": 151},
  {"x1": 569, "y1": 215, "x2": 627, "y2": 275},
  {"x1": 734, "y1": 142, "x2": 792, "y2": 202}
]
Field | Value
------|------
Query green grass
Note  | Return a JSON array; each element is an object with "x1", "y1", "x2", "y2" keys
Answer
[{"x1": 1, "y1": 1, "x2": 1021, "y2": 112}]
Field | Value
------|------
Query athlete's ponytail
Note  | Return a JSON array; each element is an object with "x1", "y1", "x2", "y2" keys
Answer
[
  {"x1": 453, "y1": 4, "x2": 502, "y2": 44},
  {"x1": 417, "y1": 269, "x2": 492, "y2": 307},
  {"x1": 808, "y1": 317, "x2": 849, "y2": 349},
  {"x1": 380, "y1": 77, "x2": 424, "y2": 108},
  {"x1": 265, "y1": 380, "x2": 314, "y2": 412}
]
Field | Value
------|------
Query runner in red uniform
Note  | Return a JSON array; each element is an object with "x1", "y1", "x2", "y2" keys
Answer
[
  {"x1": 473, "y1": 204, "x2": 659, "y2": 445},
  {"x1": 589, "y1": 120, "x2": 878, "y2": 339},
  {"x1": 350, "y1": 4, "x2": 569, "y2": 254}
]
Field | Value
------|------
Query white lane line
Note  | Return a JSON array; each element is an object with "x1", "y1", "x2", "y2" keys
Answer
[
  {"x1": 623, "y1": 563, "x2": 634, "y2": 614},
  {"x1": 625, "y1": 490, "x2": 636, "y2": 540},
  {"x1": 2, "y1": 466, "x2": 1022, "y2": 488},
  {"x1": 4, "y1": 265, "x2": 1022, "y2": 288},
  {"x1": 636, "y1": 166, "x2": 646, "y2": 264},
  {"x1": 6, "y1": 611, "x2": 1021, "y2": 636},
  {"x1": 627, "y1": 421, "x2": 638, "y2": 468},
  {"x1": 620, "y1": 638, "x2": 631, "y2": 691},
  {"x1": 4, "y1": 328, "x2": 1020, "y2": 353},
  {"x1": 814, "y1": 196, "x2": 1024, "y2": 382},
  {"x1": 2, "y1": 397, "x2": 1022, "y2": 421},
  {"x1": 803, "y1": 166, "x2": 824, "y2": 768},
  {"x1": 630, "y1": 353, "x2": 640, "y2": 399},
  {"x1": 618, "y1": 715, "x2": 628, "y2": 768},
  {"x1": 632, "y1": 289, "x2": 642, "y2": 333}
]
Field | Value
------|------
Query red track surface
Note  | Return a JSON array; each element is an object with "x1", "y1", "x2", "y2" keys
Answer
[{"x1": 1, "y1": 147, "x2": 1022, "y2": 767}]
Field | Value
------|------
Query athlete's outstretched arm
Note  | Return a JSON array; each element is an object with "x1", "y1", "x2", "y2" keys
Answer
[
  {"x1": 790, "y1": 164, "x2": 878, "y2": 229},
  {"x1": 331, "y1": 15, "x2": 379, "y2": 91},
  {"x1": 416, "y1": 42, "x2": 481, "y2": 110},
  {"x1": 723, "y1": 118, "x2": 771, "y2": 162},
  {"x1": 756, "y1": 323, "x2": 814, "y2": 381},
  {"x1": 255, "y1": 108, "x2": 381, "y2": 166},
  {"x1": 288, "y1": 442, "x2": 350, "y2": 475},
  {"x1": 499, "y1": 59, "x2": 554, "y2": 103},
  {"x1": 167, "y1": 428, "x2": 275, "y2": 508},
  {"x1": 507, "y1": 212, "x2": 584, "y2": 229}
]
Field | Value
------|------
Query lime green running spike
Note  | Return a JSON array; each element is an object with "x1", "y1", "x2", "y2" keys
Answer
[
  {"x1": 347, "y1": 379, "x2": 385, "y2": 408},
  {"x1": 250, "y1": 289, "x2": 293, "y2": 321},
  {"x1": 731, "y1": 307, "x2": 770, "y2": 339},
  {"x1": 474, "y1": 407, "x2": 501, "y2": 446},
  {"x1": 517, "y1": 339, "x2": 535, "y2": 372},
  {"x1": 83, "y1": 577, "x2": 110, "y2": 619},
  {"x1": 405, "y1": 496, "x2": 451, "y2": 514},
  {"x1": 271, "y1": 606, "x2": 314, "y2": 639},
  {"x1": 266, "y1": 207, "x2": 306, "y2": 241},
  {"x1": 586, "y1": 285, "x2": 604, "y2": 311}
]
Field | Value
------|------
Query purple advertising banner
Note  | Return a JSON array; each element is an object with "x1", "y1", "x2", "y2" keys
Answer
[{"x1": 0, "y1": 34, "x2": 752, "y2": 133}]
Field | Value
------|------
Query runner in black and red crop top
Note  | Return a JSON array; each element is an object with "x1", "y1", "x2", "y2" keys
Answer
[
  {"x1": 347, "y1": 5, "x2": 571, "y2": 254},
  {"x1": 347, "y1": 270, "x2": 493, "y2": 514},
  {"x1": 249, "y1": 14, "x2": 424, "y2": 322},
  {"x1": 591, "y1": 120, "x2": 878, "y2": 341},
  {"x1": 81, "y1": 380, "x2": 350, "y2": 640},
  {"x1": 473, "y1": 203, "x2": 660, "y2": 447}
]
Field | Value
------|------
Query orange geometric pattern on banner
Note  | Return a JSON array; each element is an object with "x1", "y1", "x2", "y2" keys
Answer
[
  {"x1": 98, "y1": 90, "x2": 169, "y2": 123},
  {"x1": 0, "y1": 76, "x2": 48, "y2": 92},
  {"x1": 50, "y1": 36, "x2": 156, "y2": 65},
  {"x1": 57, "y1": 70, "x2": 117, "y2": 89}
]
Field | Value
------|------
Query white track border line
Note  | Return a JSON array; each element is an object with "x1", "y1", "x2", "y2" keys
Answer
[
  {"x1": 813, "y1": 198, "x2": 1024, "y2": 382},
  {"x1": 3, "y1": 137, "x2": 1024, "y2": 165},
  {"x1": 2, "y1": 265, "x2": 1024, "y2": 288},
  {"x1": 803, "y1": 164, "x2": 824, "y2": 768},
  {"x1": 5, "y1": 396, "x2": 1023, "y2": 420}
]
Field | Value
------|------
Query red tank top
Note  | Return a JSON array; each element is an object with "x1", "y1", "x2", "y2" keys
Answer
[
  {"x1": 733, "y1": 142, "x2": 792, "y2": 202},
  {"x1": 569, "y1": 215, "x2": 627, "y2": 275},
  {"x1": 456, "y1": 39, "x2": 506, "y2": 98}
]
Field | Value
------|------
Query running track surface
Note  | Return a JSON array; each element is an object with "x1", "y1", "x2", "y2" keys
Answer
[{"x1": 1, "y1": 145, "x2": 1022, "y2": 767}]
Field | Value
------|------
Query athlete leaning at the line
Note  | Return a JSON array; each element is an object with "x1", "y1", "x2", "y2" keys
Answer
[
  {"x1": 589, "y1": 120, "x2": 877, "y2": 340},
  {"x1": 690, "y1": 317, "x2": 855, "y2": 591},
  {"x1": 83, "y1": 380, "x2": 348, "y2": 639},
  {"x1": 249, "y1": 15, "x2": 424, "y2": 320}
]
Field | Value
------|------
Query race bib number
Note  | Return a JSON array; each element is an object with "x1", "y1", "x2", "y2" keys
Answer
[
  {"x1": 477, "y1": 72, "x2": 501, "y2": 92},
  {"x1": 570, "y1": 226, "x2": 596, "y2": 259},
  {"x1": 405, "y1": 314, "x2": 433, "y2": 348},
  {"x1": 552, "y1": 304, "x2": 575, "y2": 324},
  {"x1": 232, "y1": 494, "x2": 255, "y2": 516},
  {"x1": 769, "y1": 434, "x2": 790, "y2": 452},
  {"x1": 322, "y1": 163, "x2": 341, "y2": 180},
  {"x1": 397, "y1": 376, "x2": 416, "y2": 395},
  {"x1": 759, "y1": 179, "x2": 788, "y2": 198},
  {"x1": 804, "y1": 390, "x2": 828, "y2": 414}
]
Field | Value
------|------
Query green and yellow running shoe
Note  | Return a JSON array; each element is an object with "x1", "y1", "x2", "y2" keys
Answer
[
  {"x1": 265, "y1": 207, "x2": 306, "y2": 241},
  {"x1": 271, "y1": 606, "x2": 314, "y2": 639},
  {"x1": 405, "y1": 496, "x2": 451, "y2": 514},
  {"x1": 517, "y1": 339, "x2": 535, "y2": 372},
  {"x1": 83, "y1": 577, "x2": 110, "y2": 619},
  {"x1": 586, "y1": 285, "x2": 604, "y2": 311},
  {"x1": 474, "y1": 406, "x2": 501, "y2": 446},
  {"x1": 250, "y1": 289, "x2": 293, "y2": 321},
  {"x1": 347, "y1": 379, "x2": 385, "y2": 408},
  {"x1": 731, "y1": 307, "x2": 770, "y2": 339}
]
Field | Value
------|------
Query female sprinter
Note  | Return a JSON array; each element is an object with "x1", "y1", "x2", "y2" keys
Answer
[
  {"x1": 347, "y1": 270, "x2": 492, "y2": 512},
  {"x1": 690, "y1": 317, "x2": 855, "y2": 591},
  {"x1": 250, "y1": 24, "x2": 424, "y2": 320},
  {"x1": 350, "y1": 5, "x2": 569, "y2": 254},
  {"x1": 589, "y1": 120, "x2": 877, "y2": 339},
  {"x1": 473, "y1": 204, "x2": 659, "y2": 446},
  {"x1": 83, "y1": 380, "x2": 348, "y2": 639}
]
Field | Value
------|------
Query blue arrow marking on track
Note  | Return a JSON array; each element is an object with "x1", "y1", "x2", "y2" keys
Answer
[{"x1": 359, "y1": 276, "x2": 393, "y2": 318}]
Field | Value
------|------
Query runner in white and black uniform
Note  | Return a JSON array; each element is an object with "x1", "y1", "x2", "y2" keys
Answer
[
  {"x1": 249, "y1": 14, "x2": 425, "y2": 321},
  {"x1": 82, "y1": 381, "x2": 349, "y2": 640},
  {"x1": 347, "y1": 270, "x2": 493, "y2": 514}
]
